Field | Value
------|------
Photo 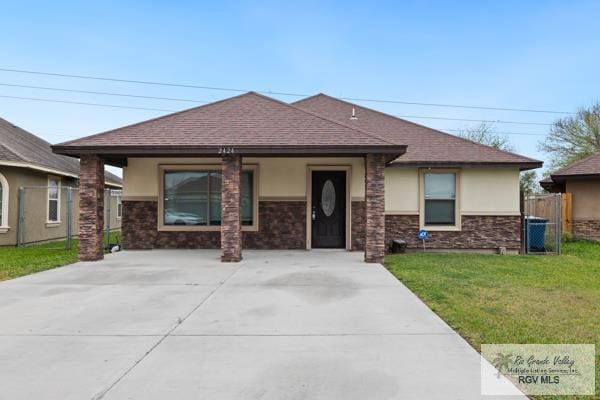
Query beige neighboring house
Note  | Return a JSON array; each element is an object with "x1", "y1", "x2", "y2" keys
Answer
[
  {"x1": 52, "y1": 92, "x2": 541, "y2": 263},
  {"x1": 0, "y1": 117, "x2": 122, "y2": 246},
  {"x1": 541, "y1": 153, "x2": 600, "y2": 241}
]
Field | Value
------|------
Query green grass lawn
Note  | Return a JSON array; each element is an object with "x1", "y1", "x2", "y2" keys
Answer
[
  {"x1": 0, "y1": 232, "x2": 121, "y2": 281},
  {"x1": 385, "y1": 241, "x2": 600, "y2": 400}
]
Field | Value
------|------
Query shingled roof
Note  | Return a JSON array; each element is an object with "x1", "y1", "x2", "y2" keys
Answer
[
  {"x1": 293, "y1": 94, "x2": 542, "y2": 170},
  {"x1": 53, "y1": 92, "x2": 406, "y2": 164},
  {"x1": 549, "y1": 153, "x2": 600, "y2": 179},
  {"x1": 540, "y1": 152, "x2": 600, "y2": 191},
  {"x1": 0, "y1": 117, "x2": 122, "y2": 187}
]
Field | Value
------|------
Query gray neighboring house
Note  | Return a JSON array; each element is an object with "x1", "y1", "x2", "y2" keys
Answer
[{"x1": 0, "y1": 117, "x2": 122, "y2": 246}]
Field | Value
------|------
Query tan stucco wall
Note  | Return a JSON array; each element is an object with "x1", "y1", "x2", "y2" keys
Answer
[
  {"x1": 460, "y1": 168, "x2": 520, "y2": 214},
  {"x1": 0, "y1": 166, "x2": 121, "y2": 246},
  {"x1": 385, "y1": 166, "x2": 520, "y2": 215},
  {"x1": 385, "y1": 168, "x2": 420, "y2": 213},
  {"x1": 566, "y1": 179, "x2": 600, "y2": 219},
  {"x1": 123, "y1": 157, "x2": 366, "y2": 199},
  {"x1": 123, "y1": 158, "x2": 521, "y2": 216}
]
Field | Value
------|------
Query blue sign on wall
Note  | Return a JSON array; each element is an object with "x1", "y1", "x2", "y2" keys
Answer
[{"x1": 418, "y1": 229, "x2": 429, "y2": 240}]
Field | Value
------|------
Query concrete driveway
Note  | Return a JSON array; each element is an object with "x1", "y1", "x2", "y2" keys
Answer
[{"x1": 0, "y1": 250, "x2": 524, "y2": 400}]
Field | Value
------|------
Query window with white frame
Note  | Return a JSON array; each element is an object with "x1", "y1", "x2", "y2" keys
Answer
[
  {"x1": 423, "y1": 172, "x2": 457, "y2": 227},
  {"x1": 117, "y1": 195, "x2": 122, "y2": 218},
  {"x1": 110, "y1": 190, "x2": 123, "y2": 219},
  {"x1": 47, "y1": 176, "x2": 60, "y2": 223},
  {"x1": 0, "y1": 172, "x2": 8, "y2": 229}
]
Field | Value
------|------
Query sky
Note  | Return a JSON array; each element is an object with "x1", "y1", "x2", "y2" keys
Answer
[{"x1": 1, "y1": 0, "x2": 599, "y2": 177}]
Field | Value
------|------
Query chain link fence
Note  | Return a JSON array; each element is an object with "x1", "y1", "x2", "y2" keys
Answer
[
  {"x1": 523, "y1": 193, "x2": 562, "y2": 254},
  {"x1": 16, "y1": 186, "x2": 122, "y2": 249}
]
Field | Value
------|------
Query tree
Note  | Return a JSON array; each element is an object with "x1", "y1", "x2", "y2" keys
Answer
[
  {"x1": 457, "y1": 122, "x2": 515, "y2": 152},
  {"x1": 519, "y1": 170, "x2": 540, "y2": 194},
  {"x1": 457, "y1": 123, "x2": 539, "y2": 192},
  {"x1": 539, "y1": 102, "x2": 600, "y2": 170}
]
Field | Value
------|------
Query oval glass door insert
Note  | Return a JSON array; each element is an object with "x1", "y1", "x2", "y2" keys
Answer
[{"x1": 321, "y1": 179, "x2": 336, "y2": 217}]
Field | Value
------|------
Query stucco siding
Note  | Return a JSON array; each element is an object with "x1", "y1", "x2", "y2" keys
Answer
[
  {"x1": 384, "y1": 168, "x2": 419, "y2": 213},
  {"x1": 460, "y1": 168, "x2": 520, "y2": 215},
  {"x1": 384, "y1": 166, "x2": 520, "y2": 215},
  {"x1": 124, "y1": 159, "x2": 521, "y2": 216},
  {"x1": 566, "y1": 180, "x2": 600, "y2": 220},
  {"x1": 123, "y1": 157, "x2": 366, "y2": 199},
  {"x1": 0, "y1": 166, "x2": 121, "y2": 246}
]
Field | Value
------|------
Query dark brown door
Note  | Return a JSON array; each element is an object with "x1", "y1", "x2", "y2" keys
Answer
[{"x1": 311, "y1": 171, "x2": 346, "y2": 248}]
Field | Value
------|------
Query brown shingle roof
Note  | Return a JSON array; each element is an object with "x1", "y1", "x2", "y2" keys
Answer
[
  {"x1": 53, "y1": 92, "x2": 403, "y2": 158},
  {"x1": 293, "y1": 94, "x2": 542, "y2": 169},
  {"x1": 0, "y1": 117, "x2": 122, "y2": 186},
  {"x1": 541, "y1": 152, "x2": 600, "y2": 190},
  {"x1": 548, "y1": 153, "x2": 600, "y2": 179}
]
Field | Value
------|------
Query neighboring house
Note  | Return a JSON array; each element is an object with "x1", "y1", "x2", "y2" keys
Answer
[
  {"x1": 540, "y1": 153, "x2": 600, "y2": 241},
  {"x1": 0, "y1": 117, "x2": 122, "y2": 246},
  {"x1": 52, "y1": 92, "x2": 541, "y2": 262}
]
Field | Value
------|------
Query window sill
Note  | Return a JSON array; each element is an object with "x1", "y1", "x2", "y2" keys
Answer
[
  {"x1": 158, "y1": 225, "x2": 259, "y2": 232},
  {"x1": 0, "y1": 227, "x2": 9, "y2": 234},
  {"x1": 46, "y1": 222, "x2": 61, "y2": 227},
  {"x1": 421, "y1": 225, "x2": 461, "y2": 232}
]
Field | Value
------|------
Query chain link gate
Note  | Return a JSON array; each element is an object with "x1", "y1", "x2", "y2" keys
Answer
[
  {"x1": 16, "y1": 186, "x2": 122, "y2": 249},
  {"x1": 523, "y1": 193, "x2": 562, "y2": 254}
]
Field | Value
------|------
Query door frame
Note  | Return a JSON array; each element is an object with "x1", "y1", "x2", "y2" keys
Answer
[{"x1": 306, "y1": 165, "x2": 352, "y2": 250}]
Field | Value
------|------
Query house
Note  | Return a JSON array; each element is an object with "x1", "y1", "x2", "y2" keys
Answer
[
  {"x1": 0, "y1": 117, "x2": 122, "y2": 246},
  {"x1": 540, "y1": 153, "x2": 600, "y2": 241},
  {"x1": 52, "y1": 92, "x2": 541, "y2": 262}
]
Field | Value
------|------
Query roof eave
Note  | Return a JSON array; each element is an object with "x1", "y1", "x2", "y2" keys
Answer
[
  {"x1": 388, "y1": 160, "x2": 543, "y2": 171},
  {"x1": 52, "y1": 144, "x2": 407, "y2": 166},
  {"x1": 549, "y1": 173, "x2": 600, "y2": 182}
]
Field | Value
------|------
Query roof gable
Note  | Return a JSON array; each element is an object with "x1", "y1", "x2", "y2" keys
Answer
[
  {"x1": 293, "y1": 94, "x2": 542, "y2": 169},
  {"x1": 0, "y1": 117, "x2": 122, "y2": 186},
  {"x1": 55, "y1": 92, "x2": 397, "y2": 150}
]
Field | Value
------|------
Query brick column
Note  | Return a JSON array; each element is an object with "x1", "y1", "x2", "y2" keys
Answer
[
  {"x1": 79, "y1": 154, "x2": 105, "y2": 261},
  {"x1": 365, "y1": 154, "x2": 386, "y2": 263},
  {"x1": 221, "y1": 155, "x2": 242, "y2": 262}
]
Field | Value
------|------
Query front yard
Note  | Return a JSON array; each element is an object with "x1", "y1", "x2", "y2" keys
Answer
[
  {"x1": 0, "y1": 232, "x2": 121, "y2": 281},
  {"x1": 385, "y1": 240, "x2": 600, "y2": 400}
]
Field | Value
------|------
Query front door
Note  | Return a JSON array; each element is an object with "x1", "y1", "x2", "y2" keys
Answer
[{"x1": 311, "y1": 171, "x2": 346, "y2": 248}]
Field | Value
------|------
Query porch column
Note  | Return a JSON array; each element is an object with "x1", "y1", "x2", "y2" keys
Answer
[
  {"x1": 364, "y1": 153, "x2": 386, "y2": 263},
  {"x1": 221, "y1": 155, "x2": 242, "y2": 262},
  {"x1": 79, "y1": 154, "x2": 105, "y2": 261}
]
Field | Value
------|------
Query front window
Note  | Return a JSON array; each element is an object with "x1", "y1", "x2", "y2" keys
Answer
[
  {"x1": 47, "y1": 177, "x2": 60, "y2": 223},
  {"x1": 423, "y1": 172, "x2": 456, "y2": 226},
  {"x1": 163, "y1": 169, "x2": 254, "y2": 227}
]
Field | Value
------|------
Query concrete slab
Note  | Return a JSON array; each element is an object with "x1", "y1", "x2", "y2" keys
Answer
[
  {"x1": 0, "y1": 283, "x2": 216, "y2": 335},
  {"x1": 0, "y1": 249, "x2": 525, "y2": 399},
  {"x1": 105, "y1": 335, "x2": 523, "y2": 400},
  {"x1": 13, "y1": 250, "x2": 236, "y2": 286},
  {"x1": 0, "y1": 335, "x2": 157, "y2": 400},
  {"x1": 173, "y1": 285, "x2": 452, "y2": 335}
]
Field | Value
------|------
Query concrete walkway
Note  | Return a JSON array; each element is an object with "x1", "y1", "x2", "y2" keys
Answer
[{"x1": 0, "y1": 250, "x2": 524, "y2": 399}]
